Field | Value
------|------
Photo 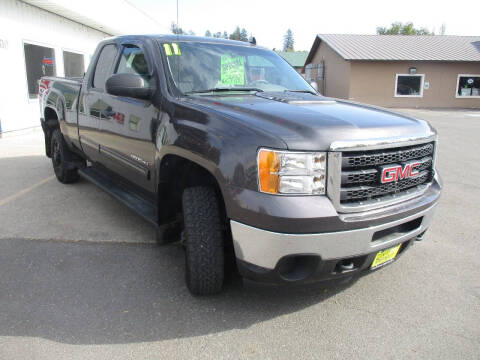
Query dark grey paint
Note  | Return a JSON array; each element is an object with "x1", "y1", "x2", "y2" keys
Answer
[{"x1": 39, "y1": 34, "x2": 440, "y2": 234}]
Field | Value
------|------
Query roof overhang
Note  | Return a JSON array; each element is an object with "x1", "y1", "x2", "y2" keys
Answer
[
  {"x1": 21, "y1": 0, "x2": 166, "y2": 35},
  {"x1": 305, "y1": 35, "x2": 322, "y2": 66}
]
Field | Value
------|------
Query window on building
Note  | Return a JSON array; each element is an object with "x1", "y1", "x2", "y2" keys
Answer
[
  {"x1": 456, "y1": 75, "x2": 480, "y2": 98},
  {"x1": 63, "y1": 51, "x2": 85, "y2": 78},
  {"x1": 395, "y1": 74, "x2": 424, "y2": 97},
  {"x1": 24, "y1": 43, "x2": 56, "y2": 99},
  {"x1": 92, "y1": 44, "x2": 117, "y2": 90}
]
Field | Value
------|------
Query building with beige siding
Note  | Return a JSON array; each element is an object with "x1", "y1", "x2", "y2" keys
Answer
[{"x1": 305, "y1": 34, "x2": 480, "y2": 108}]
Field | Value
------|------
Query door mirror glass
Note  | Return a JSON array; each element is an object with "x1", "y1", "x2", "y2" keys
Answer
[{"x1": 105, "y1": 73, "x2": 152, "y2": 100}]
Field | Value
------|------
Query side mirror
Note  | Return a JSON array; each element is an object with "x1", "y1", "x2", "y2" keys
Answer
[
  {"x1": 105, "y1": 73, "x2": 153, "y2": 100},
  {"x1": 310, "y1": 81, "x2": 319, "y2": 91}
]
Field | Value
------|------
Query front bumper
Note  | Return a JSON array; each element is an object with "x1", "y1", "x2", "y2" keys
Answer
[{"x1": 231, "y1": 197, "x2": 438, "y2": 284}]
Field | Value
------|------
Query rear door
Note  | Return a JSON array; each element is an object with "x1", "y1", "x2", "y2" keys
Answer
[
  {"x1": 78, "y1": 43, "x2": 118, "y2": 162},
  {"x1": 96, "y1": 42, "x2": 159, "y2": 192}
]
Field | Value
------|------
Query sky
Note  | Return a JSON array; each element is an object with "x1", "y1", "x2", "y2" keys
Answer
[{"x1": 130, "y1": 0, "x2": 480, "y2": 51}]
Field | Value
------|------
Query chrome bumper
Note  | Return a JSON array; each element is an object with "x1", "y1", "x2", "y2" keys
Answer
[{"x1": 231, "y1": 203, "x2": 437, "y2": 270}]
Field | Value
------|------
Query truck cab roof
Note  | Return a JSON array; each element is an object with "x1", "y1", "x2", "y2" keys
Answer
[{"x1": 104, "y1": 34, "x2": 265, "y2": 49}]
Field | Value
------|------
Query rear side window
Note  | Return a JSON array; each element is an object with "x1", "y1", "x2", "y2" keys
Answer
[
  {"x1": 93, "y1": 44, "x2": 117, "y2": 90},
  {"x1": 63, "y1": 51, "x2": 85, "y2": 78}
]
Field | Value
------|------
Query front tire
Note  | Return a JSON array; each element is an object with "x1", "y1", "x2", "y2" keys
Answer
[
  {"x1": 183, "y1": 186, "x2": 225, "y2": 295},
  {"x1": 51, "y1": 129, "x2": 79, "y2": 184}
]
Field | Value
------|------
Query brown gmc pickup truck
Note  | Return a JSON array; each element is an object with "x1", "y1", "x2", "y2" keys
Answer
[{"x1": 39, "y1": 35, "x2": 442, "y2": 295}]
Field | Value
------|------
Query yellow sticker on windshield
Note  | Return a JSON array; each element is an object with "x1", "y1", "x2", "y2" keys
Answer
[
  {"x1": 163, "y1": 43, "x2": 173, "y2": 56},
  {"x1": 171, "y1": 43, "x2": 181, "y2": 55},
  {"x1": 220, "y1": 55, "x2": 245, "y2": 86}
]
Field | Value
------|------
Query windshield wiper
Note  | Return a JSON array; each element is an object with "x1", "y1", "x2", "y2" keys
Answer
[
  {"x1": 186, "y1": 87, "x2": 264, "y2": 95},
  {"x1": 284, "y1": 89, "x2": 318, "y2": 95}
]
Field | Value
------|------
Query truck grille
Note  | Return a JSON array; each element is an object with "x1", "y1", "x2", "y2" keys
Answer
[{"x1": 340, "y1": 143, "x2": 435, "y2": 204}]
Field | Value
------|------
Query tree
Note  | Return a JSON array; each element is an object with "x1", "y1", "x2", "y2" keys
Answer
[
  {"x1": 376, "y1": 22, "x2": 433, "y2": 35},
  {"x1": 229, "y1": 26, "x2": 242, "y2": 41},
  {"x1": 240, "y1": 28, "x2": 248, "y2": 42},
  {"x1": 205, "y1": 30, "x2": 212, "y2": 37},
  {"x1": 283, "y1": 29, "x2": 294, "y2": 52},
  {"x1": 440, "y1": 23, "x2": 446, "y2": 35},
  {"x1": 170, "y1": 22, "x2": 185, "y2": 35}
]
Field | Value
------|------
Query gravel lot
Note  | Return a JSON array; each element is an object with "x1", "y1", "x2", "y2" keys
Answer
[{"x1": 0, "y1": 109, "x2": 479, "y2": 359}]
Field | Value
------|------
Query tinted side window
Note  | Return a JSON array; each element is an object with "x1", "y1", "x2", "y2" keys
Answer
[
  {"x1": 116, "y1": 46, "x2": 149, "y2": 77},
  {"x1": 93, "y1": 44, "x2": 117, "y2": 90}
]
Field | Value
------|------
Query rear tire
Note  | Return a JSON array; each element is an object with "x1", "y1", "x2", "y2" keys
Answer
[
  {"x1": 183, "y1": 186, "x2": 225, "y2": 295},
  {"x1": 51, "y1": 129, "x2": 79, "y2": 184}
]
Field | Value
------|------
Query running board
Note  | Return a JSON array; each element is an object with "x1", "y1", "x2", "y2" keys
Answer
[{"x1": 79, "y1": 167, "x2": 157, "y2": 226}]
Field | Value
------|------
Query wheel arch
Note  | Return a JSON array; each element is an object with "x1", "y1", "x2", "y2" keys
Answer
[
  {"x1": 156, "y1": 149, "x2": 228, "y2": 224},
  {"x1": 43, "y1": 106, "x2": 60, "y2": 157}
]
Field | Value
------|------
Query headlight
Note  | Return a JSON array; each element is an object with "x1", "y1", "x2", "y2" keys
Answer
[{"x1": 257, "y1": 148, "x2": 326, "y2": 195}]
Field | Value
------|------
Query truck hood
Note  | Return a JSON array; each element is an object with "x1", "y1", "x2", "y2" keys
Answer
[{"x1": 184, "y1": 92, "x2": 435, "y2": 151}]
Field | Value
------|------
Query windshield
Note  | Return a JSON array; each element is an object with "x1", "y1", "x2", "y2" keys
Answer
[{"x1": 160, "y1": 41, "x2": 313, "y2": 95}]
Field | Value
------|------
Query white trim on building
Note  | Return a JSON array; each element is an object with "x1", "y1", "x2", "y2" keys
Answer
[
  {"x1": 455, "y1": 74, "x2": 480, "y2": 99},
  {"x1": 394, "y1": 74, "x2": 425, "y2": 98}
]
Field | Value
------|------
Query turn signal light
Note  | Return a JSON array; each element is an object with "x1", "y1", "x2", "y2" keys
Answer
[{"x1": 258, "y1": 149, "x2": 280, "y2": 194}]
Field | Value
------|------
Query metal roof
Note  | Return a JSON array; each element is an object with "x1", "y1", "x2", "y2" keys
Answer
[
  {"x1": 275, "y1": 51, "x2": 309, "y2": 67},
  {"x1": 306, "y1": 34, "x2": 480, "y2": 63}
]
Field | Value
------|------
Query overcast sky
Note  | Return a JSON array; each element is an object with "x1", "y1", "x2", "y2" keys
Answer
[{"x1": 131, "y1": 0, "x2": 479, "y2": 51}]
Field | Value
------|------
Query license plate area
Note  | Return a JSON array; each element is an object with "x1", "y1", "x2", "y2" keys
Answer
[{"x1": 371, "y1": 244, "x2": 402, "y2": 269}]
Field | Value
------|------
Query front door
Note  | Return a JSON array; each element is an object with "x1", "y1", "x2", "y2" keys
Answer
[{"x1": 97, "y1": 43, "x2": 159, "y2": 193}]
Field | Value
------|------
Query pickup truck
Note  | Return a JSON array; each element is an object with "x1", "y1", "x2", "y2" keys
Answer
[{"x1": 39, "y1": 35, "x2": 441, "y2": 295}]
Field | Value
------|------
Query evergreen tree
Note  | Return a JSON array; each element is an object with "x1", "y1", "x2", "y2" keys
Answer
[
  {"x1": 229, "y1": 27, "x2": 242, "y2": 41},
  {"x1": 170, "y1": 22, "x2": 185, "y2": 35},
  {"x1": 240, "y1": 28, "x2": 248, "y2": 42},
  {"x1": 283, "y1": 29, "x2": 294, "y2": 52},
  {"x1": 440, "y1": 23, "x2": 446, "y2": 35},
  {"x1": 205, "y1": 30, "x2": 212, "y2": 37}
]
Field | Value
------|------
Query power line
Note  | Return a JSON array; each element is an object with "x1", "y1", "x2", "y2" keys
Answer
[{"x1": 123, "y1": 0, "x2": 170, "y2": 32}]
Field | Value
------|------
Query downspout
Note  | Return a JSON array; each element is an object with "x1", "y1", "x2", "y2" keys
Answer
[{"x1": 322, "y1": 58, "x2": 326, "y2": 95}]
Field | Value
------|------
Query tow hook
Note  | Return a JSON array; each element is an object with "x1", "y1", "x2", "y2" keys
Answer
[
  {"x1": 339, "y1": 261, "x2": 355, "y2": 272},
  {"x1": 415, "y1": 231, "x2": 427, "y2": 241}
]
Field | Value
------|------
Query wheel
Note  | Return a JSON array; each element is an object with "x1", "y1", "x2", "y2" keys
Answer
[
  {"x1": 182, "y1": 186, "x2": 225, "y2": 295},
  {"x1": 51, "y1": 129, "x2": 79, "y2": 184}
]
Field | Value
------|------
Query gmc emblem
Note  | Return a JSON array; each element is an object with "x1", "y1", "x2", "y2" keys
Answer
[{"x1": 380, "y1": 162, "x2": 421, "y2": 184}]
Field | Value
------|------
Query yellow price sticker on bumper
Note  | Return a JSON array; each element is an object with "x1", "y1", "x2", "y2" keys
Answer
[{"x1": 371, "y1": 244, "x2": 401, "y2": 269}]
